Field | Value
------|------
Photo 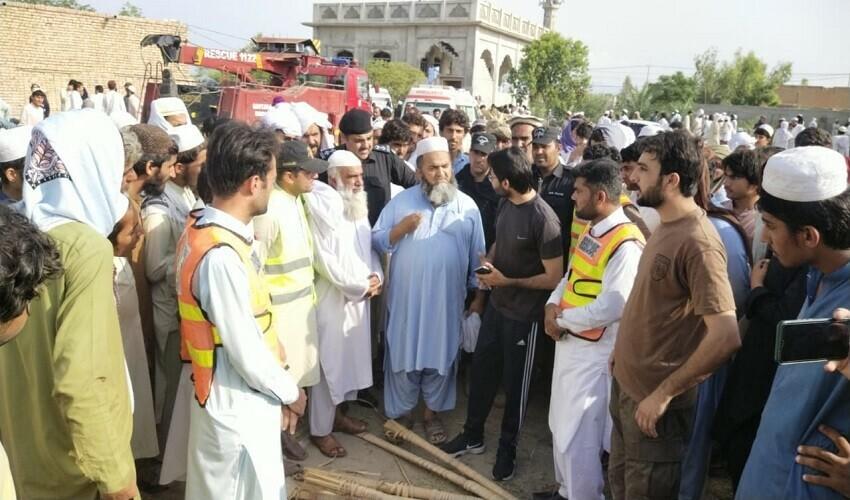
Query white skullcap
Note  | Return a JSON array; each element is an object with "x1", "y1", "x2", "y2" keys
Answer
[
  {"x1": 110, "y1": 110, "x2": 138, "y2": 129},
  {"x1": 291, "y1": 101, "x2": 331, "y2": 132},
  {"x1": 728, "y1": 132, "x2": 756, "y2": 151},
  {"x1": 0, "y1": 126, "x2": 32, "y2": 162},
  {"x1": 327, "y1": 150, "x2": 361, "y2": 170},
  {"x1": 413, "y1": 136, "x2": 449, "y2": 156},
  {"x1": 638, "y1": 123, "x2": 664, "y2": 137},
  {"x1": 169, "y1": 124, "x2": 205, "y2": 153},
  {"x1": 150, "y1": 97, "x2": 187, "y2": 117},
  {"x1": 762, "y1": 146, "x2": 848, "y2": 202},
  {"x1": 838, "y1": 126, "x2": 847, "y2": 134},
  {"x1": 262, "y1": 105, "x2": 302, "y2": 138},
  {"x1": 756, "y1": 124, "x2": 774, "y2": 137},
  {"x1": 126, "y1": 85, "x2": 137, "y2": 94}
]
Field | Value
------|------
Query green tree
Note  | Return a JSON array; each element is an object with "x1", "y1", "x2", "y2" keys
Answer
[
  {"x1": 617, "y1": 77, "x2": 653, "y2": 118},
  {"x1": 575, "y1": 93, "x2": 615, "y2": 122},
  {"x1": 18, "y1": 0, "x2": 94, "y2": 11},
  {"x1": 365, "y1": 60, "x2": 425, "y2": 105},
  {"x1": 647, "y1": 71, "x2": 697, "y2": 111},
  {"x1": 117, "y1": 1, "x2": 142, "y2": 16},
  {"x1": 507, "y1": 32, "x2": 590, "y2": 117},
  {"x1": 693, "y1": 48, "x2": 791, "y2": 106}
]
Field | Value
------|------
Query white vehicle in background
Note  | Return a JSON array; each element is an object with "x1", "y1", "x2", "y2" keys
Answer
[
  {"x1": 371, "y1": 86, "x2": 393, "y2": 110},
  {"x1": 404, "y1": 85, "x2": 479, "y2": 122}
]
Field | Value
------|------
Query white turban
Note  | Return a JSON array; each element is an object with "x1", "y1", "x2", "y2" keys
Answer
[
  {"x1": 148, "y1": 97, "x2": 190, "y2": 132},
  {"x1": 262, "y1": 104, "x2": 302, "y2": 138},
  {"x1": 169, "y1": 124, "x2": 205, "y2": 153}
]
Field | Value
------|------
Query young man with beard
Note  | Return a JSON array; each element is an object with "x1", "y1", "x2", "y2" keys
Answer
[
  {"x1": 443, "y1": 147, "x2": 563, "y2": 482},
  {"x1": 438, "y1": 109, "x2": 470, "y2": 175},
  {"x1": 177, "y1": 121, "x2": 305, "y2": 499},
  {"x1": 254, "y1": 141, "x2": 328, "y2": 461},
  {"x1": 127, "y1": 124, "x2": 178, "y2": 203},
  {"x1": 141, "y1": 123, "x2": 206, "y2": 451},
  {"x1": 736, "y1": 146, "x2": 850, "y2": 500},
  {"x1": 508, "y1": 115, "x2": 543, "y2": 162},
  {"x1": 621, "y1": 142, "x2": 662, "y2": 235},
  {"x1": 305, "y1": 150, "x2": 383, "y2": 458},
  {"x1": 609, "y1": 130, "x2": 740, "y2": 499},
  {"x1": 456, "y1": 132, "x2": 499, "y2": 250},
  {"x1": 321, "y1": 109, "x2": 416, "y2": 225},
  {"x1": 536, "y1": 159, "x2": 645, "y2": 500},
  {"x1": 372, "y1": 137, "x2": 485, "y2": 445}
]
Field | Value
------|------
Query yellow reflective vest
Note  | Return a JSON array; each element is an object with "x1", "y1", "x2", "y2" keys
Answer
[
  {"x1": 560, "y1": 221, "x2": 645, "y2": 341},
  {"x1": 569, "y1": 194, "x2": 636, "y2": 259},
  {"x1": 261, "y1": 188, "x2": 319, "y2": 387}
]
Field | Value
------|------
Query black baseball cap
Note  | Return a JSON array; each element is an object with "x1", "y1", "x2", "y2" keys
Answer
[
  {"x1": 277, "y1": 141, "x2": 328, "y2": 173},
  {"x1": 470, "y1": 133, "x2": 497, "y2": 154},
  {"x1": 531, "y1": 126, "x2": 561, "y2": 145}
]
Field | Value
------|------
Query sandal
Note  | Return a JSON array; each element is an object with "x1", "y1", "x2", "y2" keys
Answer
[
  {"x1": 333, "y1": 413, "x2": 368, "y2": 435},
  {"x1": 280, "y1": 430, "x2": 308, "y2": 461},
  {"x1": 423, "y1": 415, "x2": 447, "y2": 445},
  {"x1": 310, "y1": 434, "x2": 347, "y2": 458}
]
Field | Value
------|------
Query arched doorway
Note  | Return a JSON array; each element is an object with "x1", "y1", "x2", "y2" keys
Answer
[
  {"x1": 498, "y1": 55, "x2": 513, "y2": 91},
  {"x1": 373, "y1": 50, "x2": 391, "y2": 62},
  {"x1": 420, "y1": 43, "x2": 457, "y2": 84},
  {"x1": 336, "y1": 49, "x2": 354, "y2": 60},
  {"x1": 480, "y1": 50, "x2": 494, "y2": 79}
]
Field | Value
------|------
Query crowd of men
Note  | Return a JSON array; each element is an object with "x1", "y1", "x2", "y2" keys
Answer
[{"x1": 0, "y1": 86, "x2": 849, "y2": 500}]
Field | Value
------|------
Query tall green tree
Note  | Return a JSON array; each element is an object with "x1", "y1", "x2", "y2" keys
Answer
[
  {"x1": 647, "y1": 71, "x2": 697, "y2": 111},
  {"x1": 18, "y1": 0, "x2": 94, "y2": 11},
  {"x1": 617, "y1": 76, "x2": 653, "y2": 117},
  {"x1": 693, "y1": 48, "x2": 791, "y2": 106},
  {"x1": 507, "y1": 32, "x2": 590, "y2": 117},
  {"x1": 117, "y1": 1, "x2": 142, "y2": 16},
  {"x1": 365, "y1": 60, "x2": 425, "y2": 104}
]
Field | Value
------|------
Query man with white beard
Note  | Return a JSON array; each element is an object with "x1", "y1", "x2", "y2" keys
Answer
[
  {"x1": 372, "y1": 137, "x2": 485, "y2": 444},
  {"x1": 304, "y1": 150, "x2": 383, "y2": 457}
]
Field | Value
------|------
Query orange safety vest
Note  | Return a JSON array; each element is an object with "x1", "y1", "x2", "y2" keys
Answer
[
  {"x1": 175, "y1": 210, "x2": 283, "y2": 407},
  {"x1": 559, "y1": 221, "x2": 645, "y2": 341}
]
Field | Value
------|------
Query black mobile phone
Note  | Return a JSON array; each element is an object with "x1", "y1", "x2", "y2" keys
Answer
[
  {"x1": 775, "y1": 318, "x2": 850, "y2": 365},
  {"x1": 474, "y1": 265, "x2": 492, "y2": 275}
]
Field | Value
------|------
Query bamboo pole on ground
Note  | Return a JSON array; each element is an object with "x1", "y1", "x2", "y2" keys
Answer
[
  {"x1": 357, "y1": 432, "x2": 495, "y2": 499},
  {"x1": 309, "y1": 468, "x2": 482, "y2": 500},
  {"x1": 384, "y1": 420, "x2": 516, "y2": 500},
  {"x1": 301, "y1": 468, "x2": 407, "y2": 499}
]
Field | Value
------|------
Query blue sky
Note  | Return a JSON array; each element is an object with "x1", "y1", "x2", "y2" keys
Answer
[{"x1": 86, "y1": 0, "x2": 850, "y2": 91}]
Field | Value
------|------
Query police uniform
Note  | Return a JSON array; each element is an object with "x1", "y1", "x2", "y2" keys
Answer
[{"x1": 320, "y1": 144, "x2": 416, "y2": 225}]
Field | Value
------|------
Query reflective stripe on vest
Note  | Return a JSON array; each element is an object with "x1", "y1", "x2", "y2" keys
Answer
[
  {"x1": 175, "y1": 210, "x2": 283, "y2": 407},
  {"x1": 568, "y1": 194, "x2": 635, "y2": 259},
  {"x1": 560, "y1": 221, "x2": 646, "y2": 341},
  {"x1": 264, "y1": 192, "x2": 316, "y2": 307}
]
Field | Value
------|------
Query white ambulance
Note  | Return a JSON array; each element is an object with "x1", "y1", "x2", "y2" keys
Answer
[{"x1": 404, "y1": 85, "x2": 479, "y2": 122}]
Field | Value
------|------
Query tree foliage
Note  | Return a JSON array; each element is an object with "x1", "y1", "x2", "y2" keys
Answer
[
  {"x1": 647, "y1": 71, "x2": 697, "y2": 111},
  {"x1": 365, "y1": 60, "x2": 425, "y2": 105},
  {"x1": 507, "y1": 32, "x2": 590, "y2": 117},
  {"x1": 117, "y1": 1, "x2": 142, "y2": 16},
  {"x1": 693, "y1": 48, "x2": 791, "y2": 106},
  {"x1": 617, "y1": 77, "x2": 653, "y2": 117},
  {"x1": 18, "y1": 0, "x2": 94, "y2": 11}
]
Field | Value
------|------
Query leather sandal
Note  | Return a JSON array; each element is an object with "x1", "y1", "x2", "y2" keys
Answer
[
  {"x1": 333, "y1": 413, "x2": 368, "y2": 435},
  {"x1": 280, "y1": 430, "x2": 308, "y2": 461},
  {"x1": 310, "y1": 434, "x2": 347, "y2": 458}
]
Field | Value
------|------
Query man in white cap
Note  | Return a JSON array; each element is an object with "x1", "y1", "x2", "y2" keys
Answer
[
  {"x1": 262, "y1": 103, "x2": 302, "y2": 142},
  {"x1": 124, "y1": 83, "x2": 141, "y2": 120},
  {"x1": 0, "y1": 109, "x2": 138, "y2": 499},
  {"x1": 304, "y1": 150, "x2": 382, "y2": 457},
  {"x1": 0, "y1": 126, "x2": 32, "y2": 206},
  {"x1": 508, "y1": 115, "x2": 543, "y2": 162},
  {"x1": 141, "y1": 123, "x2": 206, "y2": 450},
  {"x1": 833, "y1": 125, "x2": 849, "y2": 157},
  {"x1": 291, "y1": 101, "x2": 333, "y2": 158},
  {"x1": 737, "y1": 146, "x2": 850, "y2": 499},
  {"x1": 148, "y1": 97, "x2": 190, "y2": 132},
  {"x1": 754, "y1": 124, "x2": 774, "y2": 148},
  {"x1": 372, "y1": 136, "x2": 485, "y2": 444}
]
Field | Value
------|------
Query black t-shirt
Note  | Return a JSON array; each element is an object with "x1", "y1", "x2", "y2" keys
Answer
[
  {"x1": 456, "y1": 164, "x2": 499, "y2": 250},
  {"x1": 535, "y1": 164, "x2": 575, "y2": 268},
  {"x1": 490, "y1": 194, "x2": 563, "y2": 321}
]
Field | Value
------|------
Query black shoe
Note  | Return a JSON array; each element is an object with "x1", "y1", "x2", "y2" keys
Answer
[
  {"x1": 531, "y1": 490, "x2": 567, "y2": 500},
  {"x1": 492, "y1": 446, "x2": 515, "y2": 481},
  {"x1": 440, "y1": 433, "x2": 485, "y2": 458}
]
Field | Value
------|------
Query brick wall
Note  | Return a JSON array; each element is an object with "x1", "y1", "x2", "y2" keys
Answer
[
  {"x1": 0, "y1": 1, "x2": 188, "y2": 118},
  {"x1": 778, "y1": 85, "x2": 850, "y2": 111}
]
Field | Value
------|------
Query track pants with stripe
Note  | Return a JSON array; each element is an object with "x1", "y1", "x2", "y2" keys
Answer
[{"x1": 463, "y1": 303, "x2": 539, "y2": 451}]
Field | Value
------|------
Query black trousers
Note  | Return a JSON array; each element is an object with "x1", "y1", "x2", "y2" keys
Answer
[{"x1": 463, "y1": 303, "x2": 540, "y2": 451}]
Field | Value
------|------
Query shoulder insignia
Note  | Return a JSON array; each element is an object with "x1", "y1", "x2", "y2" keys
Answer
[{"x1": 373, "y1": 144, "x2": 391, "y2": 153}]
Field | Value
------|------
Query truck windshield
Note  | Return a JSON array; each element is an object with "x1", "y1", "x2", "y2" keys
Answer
[{"x1": 408, "y1": 102, "x2": 450, "y2": 116}]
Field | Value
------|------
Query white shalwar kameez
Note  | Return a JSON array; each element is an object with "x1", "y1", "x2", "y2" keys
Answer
[
  {"x1": 184, "y1": 207, "x2": 300, "y2": 500},
  {"x1": 546, "y1": 208, "x2": 642, "y2": 500},
  {"x1": 305, "y1": 182, "x2": 381, "y2": 435}
]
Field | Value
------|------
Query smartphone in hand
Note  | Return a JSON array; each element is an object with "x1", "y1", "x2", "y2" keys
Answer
[{"x1": 775, "y1": 318, "x2": 850, "y2": 365}]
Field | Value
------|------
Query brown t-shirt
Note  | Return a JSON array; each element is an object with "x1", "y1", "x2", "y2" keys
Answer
[{"x1": 613, "y1": 208, "x2": 735, "y2": 403}]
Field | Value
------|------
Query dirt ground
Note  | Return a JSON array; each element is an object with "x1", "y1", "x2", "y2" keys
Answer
[{"x1": 146, "y1": 376, "x2": 733, "y2": 499}]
